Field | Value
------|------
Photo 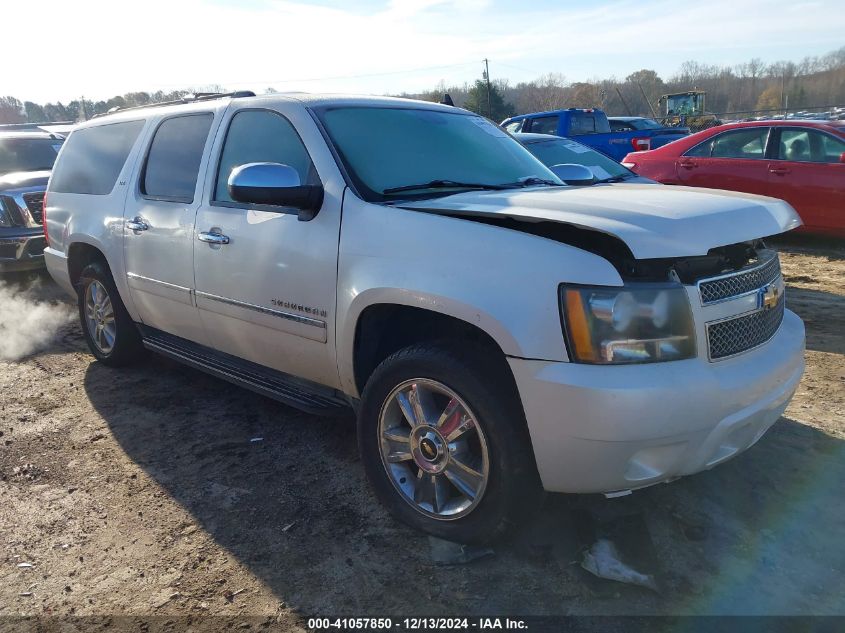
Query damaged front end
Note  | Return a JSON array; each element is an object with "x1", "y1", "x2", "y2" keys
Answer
[
  {"x1": 403, "y1": 203, "x2": 772, "y2": 285},
  {"x1": 406, "y1": 205, "x2": 786, "y2": 365}
]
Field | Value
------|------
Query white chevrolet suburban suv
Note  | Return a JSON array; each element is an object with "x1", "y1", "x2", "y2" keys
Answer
[{"x1": 44, "y1": 92, "x2": 805, "y2": 543}]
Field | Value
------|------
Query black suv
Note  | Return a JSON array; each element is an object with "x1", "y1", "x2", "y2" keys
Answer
[{"x1": 0, "y1": 128, "x2": 64, "y2": 272}]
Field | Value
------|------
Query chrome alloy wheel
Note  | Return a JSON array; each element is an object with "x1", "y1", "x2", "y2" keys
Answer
[
  {"x1": 378, "y1": 379, "x2": 490, "y2": 520},
  {"x1": 84, "y1": 280, "x2": 116, "y2": 354}
]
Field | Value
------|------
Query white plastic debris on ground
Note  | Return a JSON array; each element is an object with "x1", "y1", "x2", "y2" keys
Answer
[{"x1": 581, "y1": 539, "x2": 659, "y2": 592}]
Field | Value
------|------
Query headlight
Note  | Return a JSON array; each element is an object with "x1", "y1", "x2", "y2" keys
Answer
[{"x1": 561, "y1": 284, "x2": 695, "y2": 364}]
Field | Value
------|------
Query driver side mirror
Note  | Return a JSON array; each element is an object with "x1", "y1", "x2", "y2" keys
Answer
[
  {"x1": 549, "y1": 163, "x2": 595, "y2": 186},
  {"x1": 228, "y1": 162, "x2": 323, "y2": 221}
]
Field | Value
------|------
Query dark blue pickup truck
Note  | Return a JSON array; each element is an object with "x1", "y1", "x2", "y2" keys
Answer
[{"x1": 501, "y1": 108, "x2": 688, "y2": 162}]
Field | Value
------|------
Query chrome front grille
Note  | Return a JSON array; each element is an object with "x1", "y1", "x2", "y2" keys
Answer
[
  {"x1": 707, "y1": 295, "x2": 785, "y2": 360},
  {"x1": 698, "y1": 251, "x2": 780, "y2": 304},
  {"x1": 22, "y1": 192, "x2": 44, "y2": 225}
]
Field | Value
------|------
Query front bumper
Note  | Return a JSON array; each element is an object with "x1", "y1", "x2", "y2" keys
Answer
[
  {"x1": 509, "y1": 309, "x2": 805, "y2": 494},
  {"x1": 0, "y1": 228, "x2": 47, "y2": 272}
]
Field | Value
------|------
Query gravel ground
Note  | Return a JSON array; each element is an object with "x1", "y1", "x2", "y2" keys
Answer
[{"x1": 1, "y1": 237, "x2": 843, "y2": 627}]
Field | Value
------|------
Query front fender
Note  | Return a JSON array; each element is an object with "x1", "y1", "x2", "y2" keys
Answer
[{"x1": 335, "y1": 197, "x2": 623, "y2": 396}]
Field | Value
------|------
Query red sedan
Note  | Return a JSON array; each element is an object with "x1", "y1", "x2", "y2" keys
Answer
[{"x1": 623, "y1": 120, "x2": 845, "y2": 236}]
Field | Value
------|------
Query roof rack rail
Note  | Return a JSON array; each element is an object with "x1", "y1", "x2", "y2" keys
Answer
[
  {"x1": 92, "y1": 90, "x2": 256, "y2": 119},
  {"x1": 0, "y1": 121, "x2": 76, "y2": 130}
]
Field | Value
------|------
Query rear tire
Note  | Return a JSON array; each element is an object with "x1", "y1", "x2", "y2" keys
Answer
[
  {"x1": 358, "y1": 342, "x2": 541, "y2": 544},
  {"x1": 77, "y1": 261, "x2": 145, "y2": 366}
]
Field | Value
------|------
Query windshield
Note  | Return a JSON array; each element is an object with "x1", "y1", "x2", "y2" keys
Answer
[
  {"x1": 522, "y1": 137, "x2": 633, "y2": 181},
  {"x1": 666, "y1": 93, "x2": 704, "y2": 116},
  {"x1": 316, "y1": 106, "x2": 560, "y2": 201},
  {"x1": 0, "y1": 138, "x2": 63, "y2": 175},
  {"x1": 629, "y1": 118, "x2": 663, "y2": 130}
]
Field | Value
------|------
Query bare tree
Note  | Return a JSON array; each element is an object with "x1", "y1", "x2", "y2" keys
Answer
[{"x1": 0, "y1": 96, "x2": 26, "y2": 124}]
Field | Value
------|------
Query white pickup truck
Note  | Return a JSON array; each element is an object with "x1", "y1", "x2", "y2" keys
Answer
[{"x1": 43, "y1": 93, "x2": 805, "y2": 543}]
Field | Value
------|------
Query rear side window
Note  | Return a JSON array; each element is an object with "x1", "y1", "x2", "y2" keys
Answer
[
  {"x1": 142, "y1": 114, "x2": 213, "y2": 202},
  {"x1": 710, "y1": 128, "x2": 769, "y2": 159},
  {"x1": 49, "y1": 121, "x2": 144, "y2": 195},
  {"x1": 569, "y1": 114, "x2": 610, "y2": 135},
  {"x1": 528, "y1": 116, "x2": 559, "y2": 135}
]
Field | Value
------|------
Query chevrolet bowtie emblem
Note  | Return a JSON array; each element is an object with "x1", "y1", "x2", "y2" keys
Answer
[{"x1": 759, "y1": 282, "x2": 781, "y2": 310}]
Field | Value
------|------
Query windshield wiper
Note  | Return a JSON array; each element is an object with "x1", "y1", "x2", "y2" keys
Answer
[
  {"x1": 382, "y1": 180, "x2": 511, "y2": 195},
  {"x1": 513, "y1": 176, "x2": 563, "y2": 187},
  {"x1": 594, "y1": 174, "x2": 633, "y2": 184}
]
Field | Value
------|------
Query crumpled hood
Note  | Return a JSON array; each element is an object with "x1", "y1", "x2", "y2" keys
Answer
[{"x1": 401, "y1": 184, "x2": 802, "y2": 259}]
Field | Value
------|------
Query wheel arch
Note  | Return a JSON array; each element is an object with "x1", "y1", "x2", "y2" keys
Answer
[
  {"x1": 344, "y1": 290, "x2": 522, "y2": 398},
  {"x1": 65, "y1": 235, "x2": 140, "y2": 322},
  {"x1": 67, "y1": 240, "x2": 109, "y2": 286}
]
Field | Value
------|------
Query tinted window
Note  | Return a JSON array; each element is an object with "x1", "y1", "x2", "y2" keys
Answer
[
  {"x1": 49, "y1": 121, "x2": 144, "y2": 195},
  {"x1": 143, "y1": 114, "x2": 213, "y2": 202},
  {"x1": 710, "y1": 128, "x2": 769, "y2": 159},
  {"x1": 819, "y1": 132, "x2": 845, "y2": 162},
  {"x1": 778, "y1": 128, "x2": 845, "y2": 163},
  {"x1": 609, "y1": 120, "x2": 634, "y2": 132},
  {"x1": 569, "y1": 114, "x2": 611, "y2": 135},
  {"x1": 528, "y1": 116, "x2": 559, "y2": 135},
  {"x1": 684, "y1": 139, "x2": 713, "y2": 157},
  {"x1": 0, "y1": 138, "x2": 62, "y2": 174},
  {"x1": 215, "y1": 110, "x2": 318, "y2": 203},
  {"x1": 629, "y1": 118, "x2": 664, "y2": 130}
]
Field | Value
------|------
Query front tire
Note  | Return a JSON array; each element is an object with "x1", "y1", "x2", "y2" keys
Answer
[
  {"x1": 77, "y1": 261, "x2": 144, "y2": 366},
  {"x1": 358, "y1": 342, "x2": 541, "y2": 544}
]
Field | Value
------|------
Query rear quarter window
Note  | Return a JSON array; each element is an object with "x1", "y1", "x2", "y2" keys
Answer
[
  {"x1": 49, "y1": 120, "x2": 145, "y2": 195},
  {"x1": 684, "y1": 139, "x2": 713, "y2": 157}
]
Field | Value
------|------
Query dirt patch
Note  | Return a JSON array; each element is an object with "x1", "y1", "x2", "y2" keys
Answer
[{"x1": 0, "y1": 242, "x2": 843, "y2": 622}]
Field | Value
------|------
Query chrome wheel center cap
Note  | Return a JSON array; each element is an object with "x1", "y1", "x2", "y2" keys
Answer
[{"x1": 411, "y1": 427, "x2": 447, "y2": 473}]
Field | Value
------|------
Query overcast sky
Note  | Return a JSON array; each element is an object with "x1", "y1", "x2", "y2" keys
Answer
[{"x1": 6, "y1": 0, "x2": 844, "y2": 103}]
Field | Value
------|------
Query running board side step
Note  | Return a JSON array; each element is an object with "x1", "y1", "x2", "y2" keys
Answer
[{"x1": 139, "y1": 326, "x2": 351, "y2": 416}]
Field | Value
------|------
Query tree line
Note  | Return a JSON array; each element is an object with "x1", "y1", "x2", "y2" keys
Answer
[
  {"x1": 411, "y1": 46, "x2": 845, "y2": 121},
  {"x1": 0, "y1": 85, "x2": 229, "y2": 125},
  {"x1": 1, "y1": 47, "x2": 843, "y2": 125}
]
